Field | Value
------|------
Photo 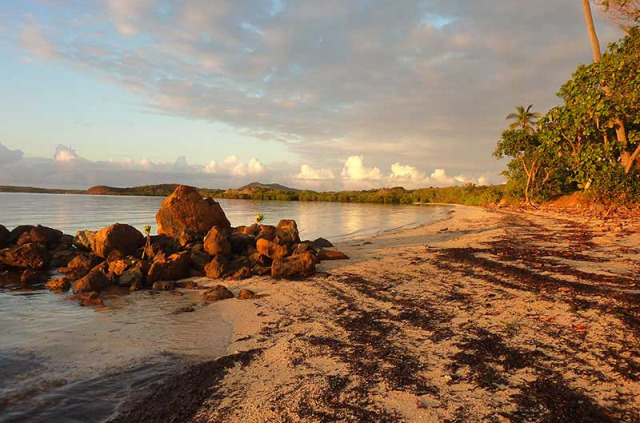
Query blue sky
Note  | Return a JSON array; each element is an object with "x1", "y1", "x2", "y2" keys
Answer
[{"x1": 0, "y1": 0, "x2": 623, "y2": 189}]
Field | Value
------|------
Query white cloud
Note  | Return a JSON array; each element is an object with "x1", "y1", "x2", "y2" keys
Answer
[
  {"x1": 295, "y1": 164, "x2": 335, "y2": 181},
  {"x1": 204, "y1": 160, "x2": 219, "y2": 174},
  {"x1": 53, "y1": 145, "x2": 79, "y2": 162},
  {"x1": 341, "y1": 156, "x2": 382, "y2": 181}
]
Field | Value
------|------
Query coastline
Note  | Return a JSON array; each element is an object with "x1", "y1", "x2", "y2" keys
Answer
[{"x1": 111, "y1": 204, "x2": 640, "y2": 422}]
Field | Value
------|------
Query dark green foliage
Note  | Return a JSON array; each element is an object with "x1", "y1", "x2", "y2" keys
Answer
[{"x1": 498, "y1": 27, "x2": 640, "y2": 205}]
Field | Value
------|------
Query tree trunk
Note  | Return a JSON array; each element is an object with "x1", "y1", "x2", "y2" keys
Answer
[
  {"x1": 582, "y1": 0, "x2": 635, "y2": 171},
  {"x1": 582, "y1": 0, "x2": 602, "y2": 61}
]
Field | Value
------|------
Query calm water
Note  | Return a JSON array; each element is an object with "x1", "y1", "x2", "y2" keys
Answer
[{"x1": 0, "y1": 193, "x2": 448, "y2": 422}]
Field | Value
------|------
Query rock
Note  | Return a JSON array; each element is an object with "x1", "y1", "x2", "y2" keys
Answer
[
  {"x1": 256, "y1": 225, "x2": 276, "y2": 242},
  {"x1": 0, "y1": 225, "x2": 10, "y2": 249},
  {"x1": 189, "y1": 268, "x2": 205, "y2": 277},
  {"x1": 271, "y1": 252, "x2": 316, "y2": 280},
  {"x1": 229, "y1": 233, "x2": 255, "y2": 255},
  {"x1": 72, "y1": 266, "x2": 110, "y2": 293},
  {"x1": 16, "y1": 232, "x2": 33, "y2": 246},
  {"x1": 190, "y1": 250, "x2": 212, "y2": 272},
  {"x1": 256, "y1": 238, "x2": 289, "y2": 260},
  {"x1": 203, "y1": 227, "x2": 231, "y2": 256},
  {"x1": 238, "y1": 289, "x2": 257, "y2": 300},
  {"x1": 73, "y1": 230, "x2": 97, "y2": 251},
  {"x1": 68, "y1": 253, "x2": 102, "y2": 272},
  {"x1": 176, "y1": 280, "x2": 200, "y2": 289},
  {"x1": 0, "y1": 243, "x2": 50, "y2": 269},
  {"x1": 118, "y1": 268, "x2": 143, "y2": 287},
  {"x1": 29, "y1": 225, "x2": 63, "y2": 246},
  {"x1": 152, "y1": 281, "x2": 175, "y2": 291},
  {"x1": 252, "y1": 265, "x2": 271, "y2": 276},
  {"x1": 147, "y1": 251, "x2": 191, "y2": 283},
  {"x1": 204, "y1": 255, "x2": 229, "y2": 279},
  {"x1": 275, "y1": 220, "x2": 300, "y2": 244},
  {"x1": 92, "y1": 224, "x2": 144, "y2": 258},
  {"x1": 74, "y1": 291, "x2": 103, "y2": 307},
  {"x1": 46, "y1": 278, "x2": 71, "y2": 292},
  {"x1": 10, "y1": 225, "x2": 34, "y2": 242},
  {"x1": 228, "y1": 266, "x2": 252, "y2": 280},
  {"x1": 235, "y1": 224, "x2": 260, "y2": 236},
  {"x1": 313, "y1": 237, "x2": 334, "y2": 248},
  {"x1": 177, "y1": 230, "x2": 199, "y2": 248},
  {"x1": 292, "y1": 242, "x2": 317, "y2": 256},
  {"x1": 317, "y1": 250, "x2": 350, "y2": 261},
  {"x1": 156, "y1": 185, "x2": 230, "y2": 238},
  {"x1": 108, "y1": 257, "x2": 139, "y2": 276},
  {"x1": 20, "y1": 270, "x2": 46, "y2": 285},
  {"x1": 201, "y1": 285, "x2": 234, "y2": 302},
  {"x1": 248, "y1": 252, "x2": 272, "y2": 267},
  {"x1": 190, "y1": 243, "x2": 204, "y2": 254}
]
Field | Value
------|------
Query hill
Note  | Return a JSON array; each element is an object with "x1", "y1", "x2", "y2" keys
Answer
[{"x1": 238, "y1": 182, "x2": 299, "y2": 192}]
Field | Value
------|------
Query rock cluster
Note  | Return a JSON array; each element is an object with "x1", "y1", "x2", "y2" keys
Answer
[{"x1": 0, "y1": 185, "x2": 349, "y2": 307}]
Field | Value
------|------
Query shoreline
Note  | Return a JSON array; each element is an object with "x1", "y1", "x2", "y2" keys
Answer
[{"x1": 108, "y1": 205, "x2": 640, "y2": 422}]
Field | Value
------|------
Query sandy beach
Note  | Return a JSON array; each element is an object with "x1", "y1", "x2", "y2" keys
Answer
[{"x1": 109, "y1": 205, "x2": 640, "y2": 423}]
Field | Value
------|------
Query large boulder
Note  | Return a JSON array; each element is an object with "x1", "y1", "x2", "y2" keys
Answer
[
  {"x1": 92, "y1": 224, "x2": 144, "y2": 258},
  {"x1": 271, "y1": 252, "x2": 316, "y2": 280},
  {"x1": 156, "y1": 185, "x2": 230, "y2": 238},
  {"x1": 0, "y1": 243, "x2": 50, "y2": 269},
  {"x1": 256, "y1": 238, "x2": 289, "y2": 260},
  {"x1": 74, "y1": 230, "x2": 97, "y2": 251},
  {"x1": 147, "y1": 251, "x2": 191, "y2": 283},
  {"x1": 275, "y1": 220, "x2": 300, "y2": 244},
  {"x1": 203, "y1": 227, "x2": 231, "y2": 256}
]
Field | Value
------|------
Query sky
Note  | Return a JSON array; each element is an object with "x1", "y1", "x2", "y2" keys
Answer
[{"x1": 0, "y1": 0, "x2": 623, "y2": 190}]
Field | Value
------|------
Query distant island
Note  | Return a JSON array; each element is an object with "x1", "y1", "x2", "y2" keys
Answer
[{"x1": 0, "y1": 182, "x2": 504, "y2": 206}]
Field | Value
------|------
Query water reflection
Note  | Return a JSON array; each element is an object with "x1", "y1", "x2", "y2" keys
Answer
[{"x1": 0, "y1": 193, "x2": 447, "y2": 242}]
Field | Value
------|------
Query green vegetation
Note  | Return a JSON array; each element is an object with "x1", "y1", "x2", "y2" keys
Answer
[
  {"x1": 211, "y1": 185, "x2": 504, "y2": 206},
  {"x1": 496, "y1": 24, "x2": 640, "y2": 207}
]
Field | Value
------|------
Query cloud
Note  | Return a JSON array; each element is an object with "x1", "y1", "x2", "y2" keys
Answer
[
  {"x1": 0, "y1": 143, "x2": 24, "y2": 167},
  {"x1": 295, "y1": 164, "x2": 335, "y2": 181},
  {"x1": 19, "y1": 14, "x2": 60, "y2": 60},
  {"x1": 53, "y1": 145, "x2": 80, "y2": 162},
  {"x1": 341, "y1": 156, "x2": 382, "y2": 181},
  {"x1": 3, "y1": 1, "x2": 622, "y2": 188}
]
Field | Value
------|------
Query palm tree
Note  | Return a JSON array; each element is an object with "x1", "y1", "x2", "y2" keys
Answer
[{"x1": 506, "y1": 105, "x2": 541, "y2": 134}]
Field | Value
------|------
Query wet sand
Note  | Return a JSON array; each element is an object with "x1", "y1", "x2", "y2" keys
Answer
[{"x1": 109, "y1": 205, "x2": 640, "y2": 423}]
